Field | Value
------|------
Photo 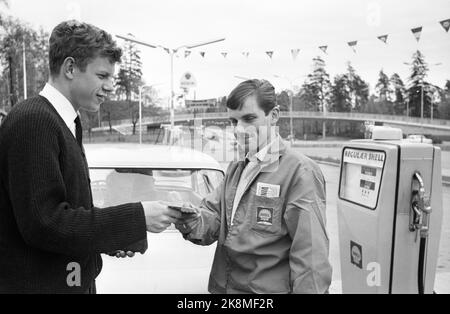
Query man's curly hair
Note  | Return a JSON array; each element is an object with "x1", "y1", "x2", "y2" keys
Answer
[{"x1": 49, "y1": 20, "x2": 122, "y2": 76}]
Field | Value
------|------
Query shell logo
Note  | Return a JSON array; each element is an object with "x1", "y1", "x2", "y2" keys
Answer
[{"x1": 258, "y1": 209, "x2": 272, "y2": 221}]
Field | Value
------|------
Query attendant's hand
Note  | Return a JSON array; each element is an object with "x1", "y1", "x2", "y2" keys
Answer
[
  {"x1": 142, "y1": 201, "x2": 182, "y2": 233},
  {"x1": 174, "y1": 204, "x2": 200, "y2": 234}
]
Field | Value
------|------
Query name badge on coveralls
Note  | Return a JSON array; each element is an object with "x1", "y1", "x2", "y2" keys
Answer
[{"x1": 256, "y1": 182, "x2": 280, "y2": 198}]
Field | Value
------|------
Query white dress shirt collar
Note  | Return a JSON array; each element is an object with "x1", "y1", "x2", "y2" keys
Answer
[
  {"x1": 39, "y1": 83, "x2": 78, "y2": 136},
  {"x1": 246, "y1": 134, "x2": 282, "y2": 164}
]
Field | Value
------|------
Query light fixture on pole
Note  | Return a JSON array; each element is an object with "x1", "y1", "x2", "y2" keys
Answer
[{"x1": 116, "y1": 35, "x2": 225, "y2": 144}]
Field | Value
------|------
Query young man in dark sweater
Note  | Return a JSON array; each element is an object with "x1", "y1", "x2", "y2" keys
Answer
[{"x1": 0, "y1": 20, "x2": 182, "y2": 294}]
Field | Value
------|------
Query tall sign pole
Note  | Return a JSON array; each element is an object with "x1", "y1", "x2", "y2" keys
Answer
[{"x1": 22, "y1": 41, "x2": 27, "y2": 100}]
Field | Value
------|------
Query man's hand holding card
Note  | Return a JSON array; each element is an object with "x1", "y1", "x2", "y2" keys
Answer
[{"x1": 165, "y1": 202, "x2": 201, "y2": 235}]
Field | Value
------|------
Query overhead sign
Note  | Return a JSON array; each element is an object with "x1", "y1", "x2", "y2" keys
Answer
[
  {"x1": 185, "y1": 99, "x2": 217, "y2": 110},
  {"x1": 180, "y1": 72, "x2": 197, "y2": 89}
]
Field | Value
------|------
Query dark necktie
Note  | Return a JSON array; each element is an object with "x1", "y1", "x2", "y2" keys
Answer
[
  {"x1": 74, "y1": 116, "x2": 83, "y2": 148},
  {"x1": 74, "y1": 115, "x2": 91, "y2": 203}
]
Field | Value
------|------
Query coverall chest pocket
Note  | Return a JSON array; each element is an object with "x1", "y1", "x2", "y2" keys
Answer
[{"x1": 250, "y1": 195, "x2": 283, "y2": 237}]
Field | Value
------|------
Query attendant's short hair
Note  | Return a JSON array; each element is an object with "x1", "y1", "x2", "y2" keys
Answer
[
  {"x1": 226, "y1": 79, "x2": 276, "y2": 115},
  {"x1": 49, "y1": 20, "x2": 122, "y2": 76}
]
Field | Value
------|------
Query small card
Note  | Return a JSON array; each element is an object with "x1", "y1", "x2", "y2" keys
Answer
[
  {"x1": 256, "y1": 182, "x2": 280, "y2": 198},
  {"x1": 167, "y1": 203, "x2": 198, "y2": 215}
]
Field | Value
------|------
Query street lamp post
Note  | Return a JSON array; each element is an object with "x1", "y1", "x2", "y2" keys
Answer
[
  {"x1": 116, "y1": 35, "x2": 225, "y2": 143},
  {"x1": 22, "y1": 41, "x2": 27, "y2": 100},
  {"x1": 138, "y1": 86, "x2": 144, "y2": 144},
  {"x1": 406, "y1": 98, "x2": 409, "y2": 117},
  {"x1": 170, "y1": 50, "x2": 174, "y2": 130},
  {"x1": 420, "y1": 80, "x2": 424, "y2": 121},
  {"x1": 289, "y1": 92, "x2": 294, "y2": 142},
  {"x1": 420, "y1": 80, "x2": 424, "y2": 133},
  {"x1": 98, "y1": 103, "x2": 101, "y2": 128}
]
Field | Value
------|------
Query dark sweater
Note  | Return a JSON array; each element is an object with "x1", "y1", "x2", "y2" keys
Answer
[{"x1": 0, "y1": 96, "x2": 147, "y2": 293}]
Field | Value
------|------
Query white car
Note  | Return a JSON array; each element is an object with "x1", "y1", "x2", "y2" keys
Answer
[
  {"x1": 406, "y1": 134, "x2": 433, "y2": 144},
  {"x1": 85, "y1": 144, "x2": 224, "y2": 294}
]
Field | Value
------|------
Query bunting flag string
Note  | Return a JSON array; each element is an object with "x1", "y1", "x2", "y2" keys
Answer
[
  {"x1": 291, "y1": 49, "x2": 300, "y2": 61},
  {"x1": 440, "y1": 19, "x2": 450, "y2": 32},
  {"x1": 377, "y1": 34, "x2": 388, "y2": 44},
  {"x1": 411, "y1": 26, "x2": 423, "y2": 42},
  {"x1": 168, "y1": 18, "x2": 448, "y2": 61},
  {"x1": 347, "y1": 41, "x2": 358, "y2": 53}
]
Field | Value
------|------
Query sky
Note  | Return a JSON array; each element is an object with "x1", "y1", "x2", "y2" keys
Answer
[{"x1": 3, "y1": 0, "x2": 450, "y2": 107}]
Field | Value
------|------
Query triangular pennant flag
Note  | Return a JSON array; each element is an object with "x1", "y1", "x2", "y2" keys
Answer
[
  {"x1": 184, "y1": 50, "x2": 191, "y2": 58},
  {"x1": 221, "y1": 52, "x2": 228, "y2": 58},
  {"x1": 291, "y1": 49, "x2": 300, "y2": 61},
  {"x1": 200, "y1": 52, "x2": 205, "y2": 58},
  {"x1": 347, "y1": 41, "x2": 358, "y2": 53},
  {"x1": 440, "y1": 19, "x2": 450, "y2": 32},
  {"x1": 377, "y1": 34, "x2": 388, "y2": 44},
  {"x1": 265, "y1": 51, "x2": 274, "y2": 59},
  {"x1": 319, "y1": 46, "x2": 328, "y2": 54},
  {"x1": 242, "y1": 52, "x2": 249, "y2": 58},
  {"x1": 411, "y1": 27, "x2": 423, "y2": 42}
]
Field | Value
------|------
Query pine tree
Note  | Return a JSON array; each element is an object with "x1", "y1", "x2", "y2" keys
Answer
[
  {"x1": 345, "y1": 63, "x2": 369, "y2": 112},
  {"x1": 374, "y1": 69, "x2": 394, "y2": 114},
  {"x1": 299, "y1": 56, "x2": 331, "y2": 112},
  {"x1": 115, "y1": 35, "x2": 143, "y2": 101},
  {"x1": 330, "y1": 74, "x2": 351, "y2": 112},
  {"x1": 276, "y1": 90, "x2": 290, "y2": 112},
  {"x1": 406, "y1": 50, "x2": 433, "y2": 118},
  {"x1": 0, "y1": 16, "x2": 49, "y2": 108},
  {"x1": 390, "y1": 73, "x2": 406, "y2": 115},
  {"x1": 375, "y1": 70, "x2": 391, "y2": 101},
  {"x1": 114, "y1": 35, "x2": 144, "y2": 135}
]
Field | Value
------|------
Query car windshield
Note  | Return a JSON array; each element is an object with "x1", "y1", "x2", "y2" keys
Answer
[{"x1": 89, "y1": 168, "x2": 224, "y2": 208}]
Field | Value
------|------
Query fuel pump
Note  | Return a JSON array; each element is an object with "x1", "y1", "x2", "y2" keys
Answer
[{"x1": 337, "y1": 126, "x2": 443, "y2": 294}]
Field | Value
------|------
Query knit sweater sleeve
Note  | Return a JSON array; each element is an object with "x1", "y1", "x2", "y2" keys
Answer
[{"x1": 6, "y1": 111, "x2": 147, "y2": 257}]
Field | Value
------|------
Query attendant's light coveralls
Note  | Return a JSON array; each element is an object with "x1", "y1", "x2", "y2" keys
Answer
[{"x1": 182, "y1": 138, "x2": 332, "y2": 294}]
